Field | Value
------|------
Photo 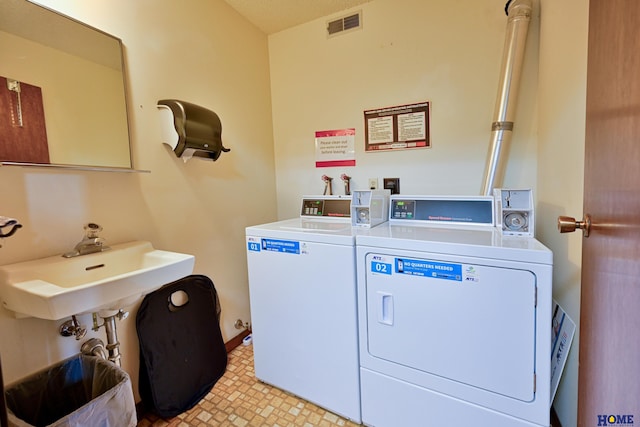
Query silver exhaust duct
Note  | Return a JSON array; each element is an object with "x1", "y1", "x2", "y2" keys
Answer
[{"x1": 481, "y1": 0, "x2": 533, "y2": 195}]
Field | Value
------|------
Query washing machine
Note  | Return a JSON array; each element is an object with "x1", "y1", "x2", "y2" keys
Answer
[
  {"x1": 245, "y1": 191, "x2": 389, "y2": 423},
  {"x1": 356, "y1": 195, "x2": 552, "y2": 427}
]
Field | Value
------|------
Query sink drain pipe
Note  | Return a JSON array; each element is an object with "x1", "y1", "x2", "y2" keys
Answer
[
  {"x1": 91, "y1": 309, "x2": 129, "y2": 366},
  {"x1": 81, "y1": 337, "x2": 108, "y2": 360},
  {"x1": 103, "y1": 315, "x2": 121, "y2": 366},
  {"x1": 480, "y1": 0, "x2": 533, "y2": 195}
]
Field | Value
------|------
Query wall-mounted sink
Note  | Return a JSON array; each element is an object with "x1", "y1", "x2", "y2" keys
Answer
[{"x1": 0, "y1": 241, "x2": 195, "y2": 320}]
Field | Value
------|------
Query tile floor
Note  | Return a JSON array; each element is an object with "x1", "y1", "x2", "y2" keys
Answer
[
  {"x1": 137, "y1": 343, "x2": 561, "y2": 427},
  {"x1": 137, "y1": 343, "x2": 361, "y2": 427}
]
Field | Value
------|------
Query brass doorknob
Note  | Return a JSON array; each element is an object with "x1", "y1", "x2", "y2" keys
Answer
[{"x1": 557, "y1": 214, "x2": 591, "y2": 237}]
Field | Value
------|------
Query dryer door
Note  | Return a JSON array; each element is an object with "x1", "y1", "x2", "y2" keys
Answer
[{"x1": 364, "y1": 251, "x2": 537, "y2": 402}]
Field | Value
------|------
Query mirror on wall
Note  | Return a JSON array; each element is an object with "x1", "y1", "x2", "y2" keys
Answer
[{"x1": 0, "y1": 0, "x2": 137, "y2": 171}]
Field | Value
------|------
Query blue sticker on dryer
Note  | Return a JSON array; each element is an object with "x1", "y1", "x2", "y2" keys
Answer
[
  {"x1": 396, "y1": 258, "x2": 462, "y2": 281},
  {"x1": 261, "y1": 238, "x2": 300, "y2": 254}
]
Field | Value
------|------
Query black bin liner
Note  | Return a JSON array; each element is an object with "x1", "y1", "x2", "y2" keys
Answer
[
  {"x1": 137, "y1": 274, "x2": 227, "y2": 418},
  {"x1": 4, "y1": 354, "x2": 136, "y2": 427}
]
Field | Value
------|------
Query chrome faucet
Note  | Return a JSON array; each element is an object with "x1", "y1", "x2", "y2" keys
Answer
[{"x1": 63, "y1": 223, "x2": 110, "y2": 258}]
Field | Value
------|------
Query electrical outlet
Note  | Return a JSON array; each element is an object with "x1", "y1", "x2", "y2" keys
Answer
[{"x1": 368, "y1": 178, "x2": 378, "y2": 190}]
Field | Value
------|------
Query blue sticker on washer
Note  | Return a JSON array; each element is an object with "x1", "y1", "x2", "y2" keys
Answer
[
  {"x1": 261, "y1": 238, "x2": 300, "y2": 254},
  {"x1": 247, "y1": 241, "x2": 261, "y2": 252},
  {"x1": 396, "y1": 258, "x2": 462, "y2": 281}
]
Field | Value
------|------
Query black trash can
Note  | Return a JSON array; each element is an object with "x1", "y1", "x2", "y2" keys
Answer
[{"x1": 5, "y1": 354, "x2": 136, "y2": 427}]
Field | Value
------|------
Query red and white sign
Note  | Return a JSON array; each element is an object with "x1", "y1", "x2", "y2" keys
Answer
[{"x1": 315, "y1": 128, "x2": 356, "y2": 168}]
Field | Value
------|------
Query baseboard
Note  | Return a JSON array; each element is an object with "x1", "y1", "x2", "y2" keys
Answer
[{"x1": 225, "y1": 329, "x2": 252, "y2": 353}]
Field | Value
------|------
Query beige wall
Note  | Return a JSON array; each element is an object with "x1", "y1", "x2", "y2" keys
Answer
[
  {"x1": 0, "y1": 0, "x2": 277, "y2": 401},
  {"x1": 269, "y1": 0, "x2": 540, "y2": 218},
  {"x1": 537, "y1": 1, "x2": 588, "y2": 426},
  {"x1": 269, "y1": 0, "x2": 587, "y2": 426}
]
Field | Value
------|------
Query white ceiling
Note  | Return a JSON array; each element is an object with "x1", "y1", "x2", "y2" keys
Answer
[{"x1": 223, "y1": 0, "x2": 373, "y2": 34}]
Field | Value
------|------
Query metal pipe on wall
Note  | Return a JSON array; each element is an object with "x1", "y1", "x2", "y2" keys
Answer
[{"x1": 481, "y1": 0, "x2": 533, "y2": 196}]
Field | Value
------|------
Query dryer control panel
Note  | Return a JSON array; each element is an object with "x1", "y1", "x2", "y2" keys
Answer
[
  {"x1": 389, "y1": 196, "x2": 495, "y2": 227},
  {"x1": 387, "y1": 191, "x2": 536, "y2": 237}
]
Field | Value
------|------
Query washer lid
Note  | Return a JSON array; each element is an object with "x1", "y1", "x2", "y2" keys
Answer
[{"x1": 246, "y1": 217, "x2": 362, "y2": 245}]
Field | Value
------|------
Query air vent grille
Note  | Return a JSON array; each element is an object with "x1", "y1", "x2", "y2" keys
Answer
[
  {"x1": 343, "y1": 13, "x2": 360, "y2": 30},
  {"x1": 327, "y1": 19, "x2": 344, "y2": 35},
  {"x1": 327, "y1": 12, "x2": 362, "y2": 36}
]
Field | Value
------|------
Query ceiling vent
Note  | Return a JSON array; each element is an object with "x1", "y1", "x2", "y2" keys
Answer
[{"x1": 327, "y1": 11, "x2": 362, "y2": 37}]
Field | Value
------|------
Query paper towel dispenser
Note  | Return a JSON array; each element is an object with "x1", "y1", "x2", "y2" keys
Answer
[{"x1": 158, "y1": 99, "x2": 230, "y2": 162}]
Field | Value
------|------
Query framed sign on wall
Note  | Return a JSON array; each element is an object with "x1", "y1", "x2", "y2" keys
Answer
[{"x1": 364, "y1": 101, "x2": 430, "y2": 152}]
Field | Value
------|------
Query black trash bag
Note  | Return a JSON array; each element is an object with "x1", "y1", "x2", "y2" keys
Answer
[
  {"x1": 136, "y1": 274, "x2": 227, "y2": 418},
  {"x1": 5, "y1": 354, "x2": 136, "y2": 427}
]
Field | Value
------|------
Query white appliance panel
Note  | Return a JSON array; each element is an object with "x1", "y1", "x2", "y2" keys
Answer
[
  {"x1": 361, "y1": 369, "x2": 542, "y2": 427},
  {"x1": 356, "y1": 224, "x2": 553, "y2": 427},
  {"x1": 364, "y1": 250, "x2": 536, "y2": 402},
  {"x1": 246, "y1": 232, "x2": 361, "y2": 422}
]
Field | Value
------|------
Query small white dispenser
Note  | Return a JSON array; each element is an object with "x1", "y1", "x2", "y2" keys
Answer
[
  {"x1": 493, "y1": 188, "x2": 535, "y2": 236},
  {"x1": 351, "y1": 189, "x2": 391, "y2": 228}
]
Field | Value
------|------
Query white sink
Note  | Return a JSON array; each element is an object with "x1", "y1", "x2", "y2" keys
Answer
[{"x1": 0, "y1": 241, "x2": 195, "y2": 320}]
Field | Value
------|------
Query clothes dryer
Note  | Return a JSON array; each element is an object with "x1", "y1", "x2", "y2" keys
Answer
[
  {"x1": 245, "y1": 192, "x2": 388, "y2": 423},
  {"x1": 356, "y1": 195, "x2": 552, "y2": 427}
]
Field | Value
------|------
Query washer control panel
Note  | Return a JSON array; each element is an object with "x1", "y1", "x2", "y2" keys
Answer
[{"x1": 300, "y1": 196, "x2": 351, "y2": 218}]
